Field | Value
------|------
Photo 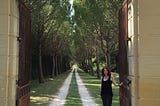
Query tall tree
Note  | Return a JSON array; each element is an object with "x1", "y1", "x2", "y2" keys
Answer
[{"x1": 28, "y1": 0, "x2": 72, "y2": 82}]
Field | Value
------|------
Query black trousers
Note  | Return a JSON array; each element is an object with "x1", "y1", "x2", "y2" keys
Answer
[{"x1": 101, "y1": 95, "x2": 112, "y2": 106}]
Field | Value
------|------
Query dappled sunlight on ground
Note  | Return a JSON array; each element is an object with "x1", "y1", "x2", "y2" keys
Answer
[
  {"x1": 84, "y1": 83, "x2": 101, "y2": 87},
  {"x1": 31, "y1": 90, "x2": 36, "y2": 93},
  {"x1": 48, "y1": 78, "x2": 54, "y2": 81},
  {"x1": 30, "y1": 96, "x2": 49, "y2": 103},
  {"x1": 30, "y1": 96, "x2": 50, "y2": 106}
]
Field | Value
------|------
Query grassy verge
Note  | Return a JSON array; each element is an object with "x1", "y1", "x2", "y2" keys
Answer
[
  {"x1": 65, "y1": 71, "x2": 82, "y2": 106},
  {"x1": 30, "y1": 70, "x2": 71, "y2": 106},
  {"x1": 30, "y1": 69, "x2": 120, "y2": 106},
  {"x1": 77, "y1": 69, "x2": 120, "y2": 106}
]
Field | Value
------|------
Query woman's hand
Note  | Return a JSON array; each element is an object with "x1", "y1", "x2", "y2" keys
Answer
[{"x1": 118, "y1": 82, "x2": 123, "y2": 87}]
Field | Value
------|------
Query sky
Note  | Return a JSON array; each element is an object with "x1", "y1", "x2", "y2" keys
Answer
[{"x1": 69, "y1": 0, "x2": 74, "y2": 17}]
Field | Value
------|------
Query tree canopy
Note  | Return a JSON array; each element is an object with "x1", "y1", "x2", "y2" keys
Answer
[{"x1": 28, "y1": 0, "x2": 123, "y2": 81}]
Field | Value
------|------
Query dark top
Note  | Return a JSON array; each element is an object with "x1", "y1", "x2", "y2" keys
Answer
[{"x1": 101, "y1": 76, "x2": 113, "y2": 96}]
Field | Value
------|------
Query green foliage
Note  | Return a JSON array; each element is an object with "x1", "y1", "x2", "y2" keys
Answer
[
  {"x1": 71, "y1": 0, "x2": 123, "y2": 66},
  {"x1": 28, "y1": 0, "x2": 74, "y2": 79},
  {"x1": 27, "y1": 0, "x2": 123, "y2": 79}
]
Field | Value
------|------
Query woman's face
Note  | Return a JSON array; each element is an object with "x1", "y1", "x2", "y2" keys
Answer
[{"x1": 104, "y1": 68, "x2": 108, "y2": 75}]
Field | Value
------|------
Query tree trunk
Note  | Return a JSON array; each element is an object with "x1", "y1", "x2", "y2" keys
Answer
[
  {"x1": 88, "y1": 55, "x2": 94, "y2": 76},
  {"x1": 106, "y1": 52, "x2": 111, "y2": 71},
  {"x1": 59, "y1": 55, "x2": 62, "y2": 74},
  {"x1": 83, "y1": 59, "x2": 88, "y2": 73},
  {"x1": 60, "y1": 55, "x2": 63, "y2": 73},
  {"x1": 54, "y1": 55, "x2": 57, "y2": 76},
  {"x1": 39, "y1": 44, "x2": 44, "y2": 83},
  {"x1": 96, "y1": 49, "x2": 100, "y2": 78},
  {"x1": 57, "y1": 55, "x2": 60, "y2": 74},
  {"x1": 52, "y1": 54, "x2": 55, "y2": 77},
  {"x1": 82, "y1": 60, "x2": 85, "y2": 71}
]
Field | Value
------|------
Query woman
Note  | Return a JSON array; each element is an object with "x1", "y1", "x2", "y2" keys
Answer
[{"x1": 100, "y1": 66, "x2": 123, "y2": 106}]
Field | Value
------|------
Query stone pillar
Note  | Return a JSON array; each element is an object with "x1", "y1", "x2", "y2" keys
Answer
[
  {"x1": 0, "y1": 0, "x2": 19, "y2": 106},
  {"x1": 138, "y1": 0, "x2": 160, "y2": 106},
  {"x1": 128, "y1": 0, "x2": 139, "y2": 106},
  {"x1": 128, "y1": 0, "x2": 160, "y2": 106}
]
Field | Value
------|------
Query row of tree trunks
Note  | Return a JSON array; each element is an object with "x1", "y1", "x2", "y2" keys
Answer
[
  {"x1": 80, "y1": 50, "x2": 112, "y2": 79},
  {"x1": 35, "y1": 51, "x2": 69, "y2": 83}
]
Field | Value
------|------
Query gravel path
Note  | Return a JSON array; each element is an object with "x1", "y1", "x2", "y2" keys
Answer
[
  {"x1": 49, "y1": 70, "x2": 73, "y2": 106},
  {"x1": 75, "y1": 71, "x2": 97, "y2": 106},
  {"x1": 49, "y1": 69, "x2": 96, "y2": 106}
]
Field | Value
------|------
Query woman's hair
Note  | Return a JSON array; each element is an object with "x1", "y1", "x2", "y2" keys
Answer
[{"x1": 101, "y1": 66, "x2": 111, "y2": 77}]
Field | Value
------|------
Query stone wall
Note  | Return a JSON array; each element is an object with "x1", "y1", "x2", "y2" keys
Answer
[
  {"x1": 128, "y1": 0, "x2": 139, "y2": 106},
  {"x1": 138, "y1": 0, "x2": 160, "y2": 106},
  {"x1": 128, "y1": 0, "x2": 160, "y2": 106},
  {"x1": 0, "y1": 0, "x2": 19, "y2": 106}
]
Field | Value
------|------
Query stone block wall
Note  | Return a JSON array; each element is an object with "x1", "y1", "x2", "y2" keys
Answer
[{"x1": 0, "y1": 0, "x2": 19, "y2": 106}]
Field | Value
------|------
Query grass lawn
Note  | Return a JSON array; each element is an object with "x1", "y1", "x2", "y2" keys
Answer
[
  {"x1": 30, "y1": 70, "x2": 71, "y2": 106},
  {"x1": 77, "y1": 69, "x2": 120, "y2": 106}
]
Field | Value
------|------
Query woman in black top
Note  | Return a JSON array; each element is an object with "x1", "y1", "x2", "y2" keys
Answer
[{"x1": 101, "y1": 66, "x2": 123, "y2": 106}]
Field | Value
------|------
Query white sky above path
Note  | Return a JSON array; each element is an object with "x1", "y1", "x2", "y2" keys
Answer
[{"x1": 69, "y1": 0, "x2": 74, "y2": 17}]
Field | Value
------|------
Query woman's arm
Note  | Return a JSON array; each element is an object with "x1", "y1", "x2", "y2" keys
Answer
[{"x1": 111, "y1": 74, "x2": 123, "y2": 87}]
